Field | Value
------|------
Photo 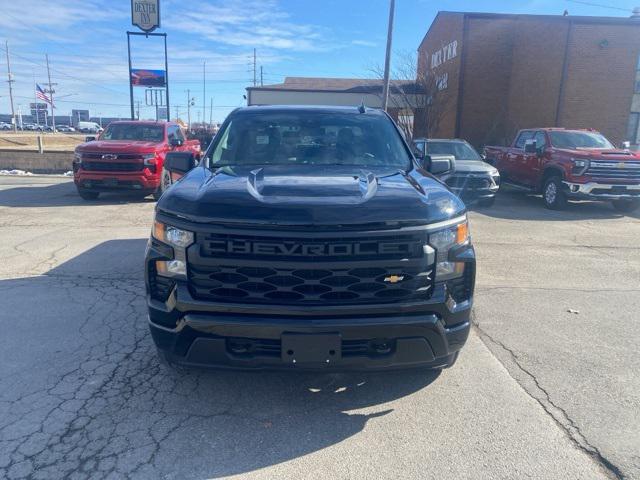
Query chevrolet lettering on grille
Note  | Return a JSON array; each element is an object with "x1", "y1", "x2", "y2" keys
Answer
[{"x1": 207, "y1": 239, "x2": 416, "y2": 256}]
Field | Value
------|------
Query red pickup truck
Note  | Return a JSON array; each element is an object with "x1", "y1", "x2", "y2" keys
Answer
[
  {"x1": 73, "y1": 121, "x2": 201, "y2": 200},
  {"x1": 484, "y1": 128, "x2": 640, "y2": 212}
]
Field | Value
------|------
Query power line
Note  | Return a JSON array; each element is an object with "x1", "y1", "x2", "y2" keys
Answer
[{"x1": 564, "y1": 0, "x2": 633, "y2": 12}]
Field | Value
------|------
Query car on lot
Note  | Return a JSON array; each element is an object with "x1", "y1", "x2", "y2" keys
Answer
[
  {"x1": 0, "y1": 122, "x2": 12, "y2": 130},
  {"x1": 56, "y1": 125, "x2": 75, "y2": 132},
  {"x1": 76, "y1": 121, "x2": 103, "y2": 134},
  {"x1": 73, "y1": 120, "x2": 201, "y2": 200},
  {"x1": 414, "y1": 138, "x2": 500, "y2": 207},
  {"x1": 485, "y1": 128, "x2": 640, "y2": 212},
  {"x1": 146, "y1": 105, "x2": 475, "y2": 371}
]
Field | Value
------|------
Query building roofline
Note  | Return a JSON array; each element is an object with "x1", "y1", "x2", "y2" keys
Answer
[{"x1": 418, "y1": 10, "x2": 639, "y2": 52}]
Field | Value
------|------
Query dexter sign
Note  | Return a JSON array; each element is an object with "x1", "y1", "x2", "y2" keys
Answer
[{"x1": 131, "y1": 0, "x2": 160, "y2": 33}]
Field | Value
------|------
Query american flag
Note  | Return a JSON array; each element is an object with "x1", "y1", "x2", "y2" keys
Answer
[{"x1": 36, "y1": 84, "x2": 53, "y2": 105}]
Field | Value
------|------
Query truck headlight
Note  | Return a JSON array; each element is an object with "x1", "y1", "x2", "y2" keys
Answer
[
  {"x1": 153, "y1": 221, "x2": 194, "y2": 248},
  {"x1": 428, "y1": 219, "x2": 469, "y2": 280},
  {"x1": 152, "y1": 221, "x2": 194, "y2": 279},
  {"x1": 571, "y1": 158, "x2": 589, "y2": 175}
]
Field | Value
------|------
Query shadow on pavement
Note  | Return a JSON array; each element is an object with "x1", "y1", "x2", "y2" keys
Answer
[
  {"x1": 1, "y1": 239, "x2": 440, "y2": 479},
  {"x1": 469, "y1": 188, "x2": 640, "y2": 221},
  {"x1": 0, "y1": 178, "x2": 156, "y2": 207}
]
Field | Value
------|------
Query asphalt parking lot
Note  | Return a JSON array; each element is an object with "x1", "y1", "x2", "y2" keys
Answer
[{"x1": 0, "y1": 176, "x2": 638, "y2": 480}]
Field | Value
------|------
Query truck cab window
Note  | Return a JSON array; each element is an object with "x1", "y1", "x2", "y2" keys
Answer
[
  {"x1": 533, "y1": 131, "x2": 546, "y2": 151},
  {"x1": 514, "y1": 131, "x2": 534, "y2": 149}
]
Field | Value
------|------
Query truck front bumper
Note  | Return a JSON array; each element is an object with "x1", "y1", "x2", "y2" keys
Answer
[
  {"x1": 562, "y1": 181, "x2": 640, "y2": 200},
  {"x1": 74, "y1": 171, "x2": 160, "y2": 193},
  {"x1": 148, "y1": 284, "x2": 472, "y2": 371}
]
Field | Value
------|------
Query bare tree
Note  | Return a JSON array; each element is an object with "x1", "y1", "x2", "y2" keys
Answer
[{"x1": 370, "y1": 51, "x2": 450, "y2": 140}]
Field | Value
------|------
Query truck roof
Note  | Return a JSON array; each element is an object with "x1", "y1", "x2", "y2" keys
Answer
[
  {"x1": 519, "y1": 127, "x2": 600, "y2": 133},
  {"x1": 232, "y1": 105, "x2": 386, "y2": 116},
  {"x1": 106, "y1": 120, "x2": 172, "y2": 126}
]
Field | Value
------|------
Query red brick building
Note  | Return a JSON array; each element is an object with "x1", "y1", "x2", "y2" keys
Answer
[{"x1": 417, "y1": 12, "x2": 640, "y2": 148}]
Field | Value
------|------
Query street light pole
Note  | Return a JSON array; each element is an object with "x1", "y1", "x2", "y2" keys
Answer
[{"x1": 381, "y1": 0, "x2": 395, "y2": 112}]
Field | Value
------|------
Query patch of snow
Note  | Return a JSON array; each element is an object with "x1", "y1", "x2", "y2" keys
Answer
[{"x1": 0, "y1": 169, "x2": 33, "y2": 176}]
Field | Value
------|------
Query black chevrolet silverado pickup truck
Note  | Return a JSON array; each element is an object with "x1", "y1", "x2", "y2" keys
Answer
[{"x1": 145, "y1": 105, "x2": 475, "y2": 371}]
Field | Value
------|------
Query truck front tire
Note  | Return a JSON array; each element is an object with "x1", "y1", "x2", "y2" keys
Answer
[
  {"x1": 612, "y1": 199, "x2": 640, "y2": 213},
  {"x1": 542, "y1": 176, "x2": 567, "y2": 210},
  {"x1": 153, "y1": 168, "x2": 171, "y2": 201}
]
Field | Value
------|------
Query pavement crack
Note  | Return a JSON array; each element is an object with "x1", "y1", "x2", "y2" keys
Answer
[{"x1": 473, "y1": 312, "x2": 625, "y2": 480}]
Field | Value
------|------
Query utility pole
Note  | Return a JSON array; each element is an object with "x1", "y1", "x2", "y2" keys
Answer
[
  {"x1": 202, "y1": 61, "x2": 206, "y2": 128},
  {"x1": 136, "y1": 101, "x2": 140, "y2": 120},
  {"x1": 253, "y1": 48, "x2": 257, "y2": 86},
  {"x1": 5, "y1": 41, "x2": 17, "y2": 132},
  {"x1": 175, "y1": 105, "x2": 179, "y2": 121},
  {"x1": 381, "y1": 0, "x2": 395, "y2": 112},
  {"x1": 186, "y1": 89, "x2": 192, "y2": 127},
  {"x1": 260, "y1": 66, "x2": 263, "y2": 86},
  {"x1": 45, "y1": 54, "x2": 57, "y2": 132},
  {"x1": 209, "y1": 97, "x2": 213, "y2": 126}
]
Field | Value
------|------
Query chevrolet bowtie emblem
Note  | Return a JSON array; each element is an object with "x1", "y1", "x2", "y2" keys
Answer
[{"x1": 384, "y1": 275, "x2": 404, "y2": 283}]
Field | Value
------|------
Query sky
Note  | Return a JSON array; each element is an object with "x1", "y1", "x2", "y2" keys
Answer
[{"x1": 0, "y1": 0, "x2": 637, "y2": 123}]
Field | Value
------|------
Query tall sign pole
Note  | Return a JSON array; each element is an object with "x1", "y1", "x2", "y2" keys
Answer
[
  {"x1": 5, "y1": 41, "x2": 17, "y2": 132},
  {"x1": 382, "y1": 0, "x2": 395, "y2": 112},
  {"x1": 129, "y1": 0, "x2": 166, "y2": 120}
]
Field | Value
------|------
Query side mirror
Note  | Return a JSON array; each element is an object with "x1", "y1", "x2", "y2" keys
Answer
[
  {"x1": 169, "y1": 137, "x2": 184, "y2": 147},
  {"x1": 425, "y1": 154, "x2": 455, "y2": 176},
  {"x1": 413, "y1": 147, "x2": 425, "y2": 160},
  {"x1": 165, "y1": 151, "x2": 196, "y2": 174},
  {"x1": 524, "y1": 139, "x2": 537, "y2": 154},
  {"x1": 622, "y1": 141, "x2": 631, "y2": 150},
  {"x1": 85, "y1": 136, "x2": 96, "y2": 142}
]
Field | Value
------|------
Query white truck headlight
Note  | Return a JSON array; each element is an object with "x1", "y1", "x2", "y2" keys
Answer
[
  {"x1": 152, "y1": 221, "x2": 194, "y2": 279},
  {"x1": 428, "y1": 219, "x2": 469, "y2": 280}
]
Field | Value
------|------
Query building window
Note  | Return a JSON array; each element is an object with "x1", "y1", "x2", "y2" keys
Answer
[{"x1": 627, "y1": 113, "x2": 640, "y2": 144}]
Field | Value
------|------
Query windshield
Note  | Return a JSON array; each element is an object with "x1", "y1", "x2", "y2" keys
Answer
[
  {"x1": 425, "y1": 141, "x2": 482, "y2": 160},
  {"x1": 548, "y1": 131, "x2": 614, "y2": 149},
  {"x1": 101, "y1": 124, "x2": 164, "y2": 142},
  {"x1": 208, "y1": 112, "x2": 411, "y2": 169}
]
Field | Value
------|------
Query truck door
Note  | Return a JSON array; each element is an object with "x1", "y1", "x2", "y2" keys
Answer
[
  {"x1": 520, "y1": 131, "x2": 547, "y2": 187},
  {"x1": 507, "y1": 130, "x2": 534, "y2": 184}
]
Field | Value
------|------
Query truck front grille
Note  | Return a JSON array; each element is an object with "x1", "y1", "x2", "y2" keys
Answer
[
  {"x1": 586, "y1": 161, "x2": 640, "y2": 180},
  {"x1": 82, "y1": 161, "x2": 143, "y2": 172},
  {"x1": 187, "y1": 228, "x2": 434, "y2": 306},
  {"x1": 446, "y1": 175, "x2": 490, "y2": 190}
]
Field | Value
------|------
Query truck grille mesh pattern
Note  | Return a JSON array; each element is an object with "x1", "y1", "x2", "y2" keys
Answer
[
  {"x1": 188, "y1": 229, "x2": 434, "y2": 306},
  {"x1": 586, "y1": 161, "x2": 640, "y2": 180},
  {"x1": 82, "y1": 161, "x2": 143, "y2": 172}
]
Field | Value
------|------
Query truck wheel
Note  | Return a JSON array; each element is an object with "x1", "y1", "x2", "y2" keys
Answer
[
  {"x1": 153, "y1": 168, "x2": 171, "y2": 201},
  {"x1": 612, "y1": 199, "x2": 640, "y2": 213},
  {"x1": 77, "y1": 188, "x2": 99, "y2": 200},
  {"x1": 542, "y1": 176, "x2": 567, "y2": 210}
]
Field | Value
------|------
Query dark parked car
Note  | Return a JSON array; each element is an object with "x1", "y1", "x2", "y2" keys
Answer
[
  {"x1": 146, "y1": 105, "x2": 475, "y2": 371},
  {"x1": 413, "y1": 138, "x2": 500, "y2": 206}
]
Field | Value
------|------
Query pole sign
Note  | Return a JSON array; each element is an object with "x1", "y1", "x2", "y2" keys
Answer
[{"x1": 131, "y1": 0, "x2": 160, "y2": 33}]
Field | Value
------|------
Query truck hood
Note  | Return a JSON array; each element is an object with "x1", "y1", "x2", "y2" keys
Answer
[
  {"x1": 157, "y1": 164, "x2": 465, "y2": 226},
  {"x1": 557, "y1": 148, "x2": 640, "y2": 160},
  {"x1": 76, "y1": 140, "x2": 163, "y2": 153},
  {"x1": 452, "y1": 160, "x2": 498, "y2": 173}
]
